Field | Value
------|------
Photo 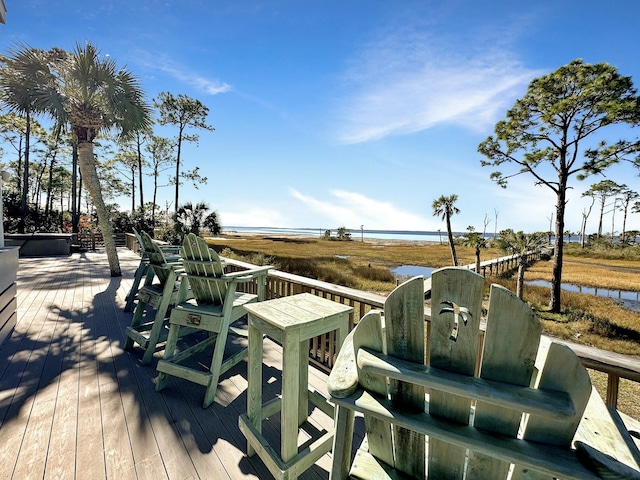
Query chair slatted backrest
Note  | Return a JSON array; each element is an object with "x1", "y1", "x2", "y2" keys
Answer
[
  {"x1": 132, "y1": 227, "x2": 145, "y2": 256},
  {"x1": 180, "y1": 233, "x2": 226, "y2": 306},
  {"x1": 138, "y1": 231, "x2": 174, "y2": 285},
  {"x1": 366, "y1": 268, "x2": 592, "y2": 479}
]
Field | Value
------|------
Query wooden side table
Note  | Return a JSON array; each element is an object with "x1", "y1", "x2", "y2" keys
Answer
[{"x1": 238, "y1": 293, "x2": 353, "y2": 480}]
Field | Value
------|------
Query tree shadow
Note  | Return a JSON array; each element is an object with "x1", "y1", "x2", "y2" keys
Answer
[{"x1": 0, "y1": 251, "x2": 357, "y2": 479}]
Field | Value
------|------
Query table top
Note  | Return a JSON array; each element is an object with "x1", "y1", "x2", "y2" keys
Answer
[{"x1": 244, "y1": 293, "x2": 353, "y2": 332}]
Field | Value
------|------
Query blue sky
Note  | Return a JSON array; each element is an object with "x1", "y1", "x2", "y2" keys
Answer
[{"x1": 1, "y1": 1, "x2": 639, "y2": 234}]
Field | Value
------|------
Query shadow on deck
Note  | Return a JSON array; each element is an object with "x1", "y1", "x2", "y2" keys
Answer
[{"x1": 0, "y1": 249, "x2": 361, "y2": 480}]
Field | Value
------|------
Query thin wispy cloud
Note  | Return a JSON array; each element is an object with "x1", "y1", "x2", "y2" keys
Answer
[
  {"x1": 158, "y1": 63, "x2": 232, "y2": 95},
  {"x1": 136, "y1": 51, "x2": 231, "y2": 95},
  {"x1": 290, "y1": 188, "x2": 437, "y2": 230},
  {"x1": 335, "y1": 23, "x2": 542, "y2": 144}
]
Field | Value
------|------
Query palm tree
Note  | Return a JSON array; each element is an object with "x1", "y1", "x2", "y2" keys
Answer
[
  {"x1": 432, "y1": 194, "x2": 459, "y2": 266},
  {"x1": 496, "y1": 229, "x2": 546, "y2": 299},
  {"x1": 461, "y1": 226, "x2": 486, "y2": 274},
  {"x1": 203, "y1": 211, "x2": 222, "y2": 236},
  {"x1": 28, "y1": 42, "x2": 152, "y2": 276},
  {"x1": 0, "y1": 45, "x2": 49, "y2": 232},
  {"x1": 175, "y1": 201, "x2": 210, "y2": 240}
]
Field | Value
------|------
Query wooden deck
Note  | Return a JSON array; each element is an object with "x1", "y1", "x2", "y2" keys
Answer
[{"x1": 0, "y1": 249, "x2": 357, "y2": 480}]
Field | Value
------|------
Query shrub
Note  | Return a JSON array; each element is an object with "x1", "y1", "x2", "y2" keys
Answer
[{"x1": 352, "y1": 265, "x2": 395, "y2": 282}]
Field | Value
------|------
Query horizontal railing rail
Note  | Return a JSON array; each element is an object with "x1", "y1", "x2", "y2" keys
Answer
[
  {"x1": 465, "y1": 251, "x2": 546, "y2": 276},
  {"x1": 223, "y1": 257, "x2": 640, "y2": 410},
  {"x1": 73, "y1": 232, "x2": 127, "y2": 249},
  {"x1": 125, "y1": 236, "x2": 638, "y2": 411}
]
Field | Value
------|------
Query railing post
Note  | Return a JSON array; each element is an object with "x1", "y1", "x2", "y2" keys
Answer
[{"x1": 606, "y1": 373, "x2": 620, "y2": 408}]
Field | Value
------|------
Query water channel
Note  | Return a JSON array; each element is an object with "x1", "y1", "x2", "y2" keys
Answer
[{"x1": 390, "y1": 265, "x2": 640, "y2": 311}]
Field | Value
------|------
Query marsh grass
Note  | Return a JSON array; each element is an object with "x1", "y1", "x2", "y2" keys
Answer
[
  {"x1": 209, "y1": 234, "x2": 501, "y2": 292},
  {"x1": 527, "y1": 260, "x2": 640, "y2": 292},
  {"x1": 209, "y1": 235, "x2": 640, "y2": 418},
  {"x1": 211, "y1": 235, "x2": 640, "y2": 350}
]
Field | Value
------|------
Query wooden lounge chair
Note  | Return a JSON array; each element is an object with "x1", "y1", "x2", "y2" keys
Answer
[
  {"x1": 124, "y1": 230, "x2": 190, "y2": 365},
  {"x1": 123, "y1": 228, "x2": 180, "y2": 313},
  {"x1": 328, "y1": 268, "x2": 640, "y2": 480},
  {"x1": 155, "y1": 233, "x2": 272, "y2": 408}
]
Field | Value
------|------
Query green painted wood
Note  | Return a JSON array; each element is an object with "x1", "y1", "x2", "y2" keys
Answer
[
  {"x1": 428, "y1": 268, "x2": 484, "y2": 479},
  {"x1": 242, "y1": 293, "x2": 352, "y2": 479},
  {"x1": 355, "y1": 348, "x2": 574, "y2": 418},
  {"x1": 353, "y1": 311, "x2": 393, "y2": 471},
  {"x1": 331, "y1": 391, "x2": 602, "y2": 480},
  {"x1": 575, "y1": 388, "x2": 640, "y2": 472},
  {"x1": 124, "y1": 231, "x2": 187, "y2": 364},
  {"x1": 466, "y1": 284, "x2": 541, "y2": 480},
  {"x1": 156, "y1": 233, "x2": 272, "y2": 408},
  {"x1": 384, "y1": 277, "x2": 425, "y2": 478},
  {"x1": 328, "y1": 269, "x2": 640, "y2": 480}
]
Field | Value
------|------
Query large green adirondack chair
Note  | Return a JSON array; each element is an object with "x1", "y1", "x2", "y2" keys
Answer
[
  {"x1": 124, "y1": 231, "x2": 191, "y2": 365},
  {"x1": 328, "y1": 269, "x2": 640, "y2": 480},
  {"x1": 156, "y1": 233, "x2": 272, "y2": 408},
  {"x1": 123, "y1": 228, "x2": 180, "y2": 313}
]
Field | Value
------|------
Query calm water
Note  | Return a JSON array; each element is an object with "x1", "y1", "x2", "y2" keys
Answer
[
  {"x1": 391, "y1": 265, "x2": 435, "y2": 279},
  {"x1": 223, "y1": 226, "x2": 579, "y2": 244},
  {"x1": 390, "y1": 267, "x2": 640, "y2": 311},
  {"x1": 224, "y1": 226, "x2": 448, "y2": 242},
  {"x1": 527, "y1": 279, "x2": 640, "y2": 302}
]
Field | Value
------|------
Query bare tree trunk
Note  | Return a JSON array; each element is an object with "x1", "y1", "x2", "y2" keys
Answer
[
  {"x1": 137, "y1": 135, "x2": 144, "y2": 212},
  {"x1": 130, "y1": 165, "x2": 136, "y2": 213},
  {"x1": 77, "y1": 140, "x2": 121, "y2": 276},
  {"x1": 597, "y1": 196, "x2": 605, "y2": 236},
  {"x1": 152, "y1": 170, "x2": 159, "y2": 228},
  {"x1": 174, "y1": 129, "x2": 183, "y2": 214},
  {"x1": 19, "y1": 110, "x2": 31, "y2": 233},
  {"x1": 622, "y1": 207, "x2": 629, "y2": 244},
  {"x1": 71, "y1": 142, "x2": 79, "y2": 233}
]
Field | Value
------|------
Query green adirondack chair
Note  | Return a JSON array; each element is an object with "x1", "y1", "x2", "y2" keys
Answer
[
  {"x1": 123, "y1": 228, "x2": 180, "y2": 313},
  {"x1": 328, "y1": 269, "x2": 640, "y2": 480},
  {"x1": 124, "y1": 230, "x2": 191, "y2": 365},
  {"x1": 155, "y1": 233, "x2": 272, "y2": 408}
]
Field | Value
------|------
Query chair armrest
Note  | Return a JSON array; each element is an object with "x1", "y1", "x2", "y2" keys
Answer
[
  {"x1": 328, "y1": 310, "x2": 384, "y2": 399},
  {"x1": 221, "y1": 266, "x2": 273, "y2": 282},
  {"x1": 328, "y1": 327, "x2": 359, "y2": 399},
  {"x1": 184, "y1": 266, "x2": 272, "y2": 285}
]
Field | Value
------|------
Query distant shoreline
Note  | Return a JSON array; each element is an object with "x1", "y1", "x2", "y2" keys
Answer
[{"x1": 217, "y1": 229, "x2": 441, "y2": 246}]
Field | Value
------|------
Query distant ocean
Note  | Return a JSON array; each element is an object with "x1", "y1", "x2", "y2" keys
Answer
[
  {"x1": 222, "y1": 226, "x2": 578, "y2": 243},
  {"x1": 223, "y1": 226, "x2": 466, "y2": 243}
]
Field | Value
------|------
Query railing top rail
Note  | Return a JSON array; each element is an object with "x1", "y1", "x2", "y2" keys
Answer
[
  {"x1": 223, "y1": 256, "x2": 387, "y2": 307},
  {"x1": 130, "y1": 242, "x2": 640, "y2": 384}
]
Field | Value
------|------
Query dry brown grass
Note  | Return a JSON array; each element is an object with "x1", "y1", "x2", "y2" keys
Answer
[
  {"x1": 209, "y1": 234, "x2": 640, "y2": 418},
  {"x1": 527, "y1": 258, "x2": 640, "y2": 292},
  {"x1": 208, "y1": 234, "x2": 501, "y2": 292}
]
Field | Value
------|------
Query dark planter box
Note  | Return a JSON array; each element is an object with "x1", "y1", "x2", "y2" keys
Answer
[{"x1": 5, "y1": 233, "x2": 72, "y2": 257}]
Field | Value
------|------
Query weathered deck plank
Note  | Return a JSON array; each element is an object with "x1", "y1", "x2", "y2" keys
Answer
[{"x1": 0, "y1": 248, "x2": 344, "y2": 480}]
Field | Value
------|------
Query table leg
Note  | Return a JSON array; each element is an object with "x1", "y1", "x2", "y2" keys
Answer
[
  {"x1": 247, "y1": 315, "x2": 263, "y2": 457},
  {"x1": 282, "y1": 330, "x2": 300, "y2": 464},
  {"x1": 298, "y1": 338, "x2": 310, "y2": 426}
]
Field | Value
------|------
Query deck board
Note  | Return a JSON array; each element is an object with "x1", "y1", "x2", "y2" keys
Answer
[{"x1": 0, "y1": 248, "x2": 351, "y2": 479}]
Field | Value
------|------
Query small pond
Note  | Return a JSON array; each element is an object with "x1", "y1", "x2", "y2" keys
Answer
[
  {"x1": 526, "y1": 279, "x2": 640, "y2": 312},
  {"x1": 391, "y1": 265, "x2": 435, "y2": 279}
]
